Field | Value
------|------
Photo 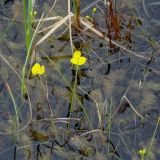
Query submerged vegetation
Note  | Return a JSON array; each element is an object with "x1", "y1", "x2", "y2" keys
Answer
[{"x1": 0, "y1": 0, "x2": 160, "y2": 159}]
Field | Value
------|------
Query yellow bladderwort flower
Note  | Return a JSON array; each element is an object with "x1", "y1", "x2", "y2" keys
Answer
[
  {"x1": 70, "y1": 50, "x2": 86, "y2": 66},
  {"x1": 138, "y1": 149, "x2": 146, "y2": 155},
  {"x1": 33, "y1": 11, "x2": 37, "y2": 17},
  {"x1": 30, "y1": 10, "x2": 37, "y2": 19},
  {"x1": 138, "y1": 148, "x2": 146, "y2": 160},
  {"x1": 85, "y1": 15, "x2": 91, "y2": 19},
  {"x1": 31, "y1": 63, "x2": 45, "y2": 75},
  {"x1": 92, "y1": 7, "x2": 97, "y2": 13}
]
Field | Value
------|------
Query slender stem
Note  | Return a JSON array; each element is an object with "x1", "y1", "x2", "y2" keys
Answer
[
  {"x1": 72, "y1": 0, "x2": 77, "y2": 15},
  {"x1": 21, "y1": 7, "x2": 43, "y2": 96},
  {"x1": 68, "y1": 65, "x2": 79, "y2": 118},
  {"x1": 146, "y1": 119, "x2": 159, "y2": 160}
]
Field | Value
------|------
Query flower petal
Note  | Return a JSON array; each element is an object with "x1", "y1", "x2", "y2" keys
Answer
[
  {"x1": 78, "y1": 57, "x2": 86, "y2": 65},
  {"x1": 73, "y1": 50, "x2": 81, "y2": 58},
  {"x1": 39, "y1": 65, "x2": 45, "y2": 75},
  {"x1": 70, "y1": 58, "x2": 78, "y2": 65},
  {"x1": 70, "y1": 56, "x2": 86, "y2": 65},
  {"x1": 31, "y1": 63, "x2": 45, "y2": 75},
  {"x1": 31, "y1": 63, "x2": 41, "y2": 75}
]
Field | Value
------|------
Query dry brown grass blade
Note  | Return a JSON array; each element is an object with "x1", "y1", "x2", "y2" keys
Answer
[
  {"x1": 68, "y1": 0, "x2": 74, "y2": 53},
  {"x1": 78, "y1": 87, "x2": 102, "y2": 130},
  {"x1": 123, "y1": 96, "x2": 145, "y2": 120},
  {"x1": 34, "y1": 16, "x2": 61, "y2": 23},
  {"x1": 37, "y1": 23, "x2": 56, "y2": 34},
  {"x1": 36, "y1": 12, "x2": 73, "y2": 46}
]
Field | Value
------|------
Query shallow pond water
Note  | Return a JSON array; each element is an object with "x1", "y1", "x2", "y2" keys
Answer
[{"x1": 0, "y1": 0, "x2": 160, "y2": 159}]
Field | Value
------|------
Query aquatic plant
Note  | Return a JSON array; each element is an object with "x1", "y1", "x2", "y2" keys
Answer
[
  {"x1": 68, "y1": 50, "x2": 87, "y2": 123},
  {"x1": 85, "y1": 15, "x2": 92, "y2": 20},
  {"x1": 21, "y1": 0, "x2": 43, "y2": 96},
  {"x1": 138, "y1": 148, "x2": 146, "y2": 160},
  {"x1": 31, "y1": 63, "x2": 45, "y2": 75},
  {"x1": 21, "y1": 0, "x2": 34, "y2": 96},
  {"x1": 70, "y1": 50, "x2": 86, "y2": 66},
  {"x1": 1, "y1": 0, "x2": 160, "y2": 159},
  {"x1": 92, "y1": 7, "x2": 97, "y2": 13},
  {"x1": 23, "y1": 0, "x2": 33, "y2": 51}
]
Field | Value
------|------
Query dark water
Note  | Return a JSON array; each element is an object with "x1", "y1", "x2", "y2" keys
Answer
[{"x1": 0, "y1": 0, "x2": 160, "y2": 159}]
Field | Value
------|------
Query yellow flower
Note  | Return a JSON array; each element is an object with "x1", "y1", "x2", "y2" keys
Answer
[
  {"x1": 92, "y1": 7, "x2": 97, "y2": 13},
  {"x1": 138, "y1": 149, "x2": 146, "y2": 156},
  {"x1": 31, "y1": 63, "x2": 45, "y2": 75},
  {"x1": 70, "y1": 50, "x2": 86, "y2": 66},
  {"x1": 30, "y1": 11, "x2": 37, "y2": 19},
  {"x1": 33, "y1": 11, "x2": 37, "y2": 17},
  {"x1": 85, "y1": 15, "x2": 91, "y2": 19}
]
